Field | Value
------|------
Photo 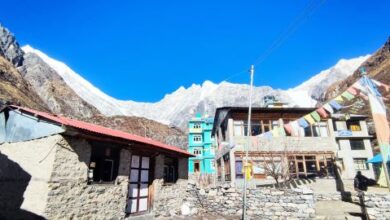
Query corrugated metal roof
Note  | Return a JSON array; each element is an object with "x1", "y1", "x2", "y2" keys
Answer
[{"x1": 10, "y1": 105, "x2": 192, "y2": 157}]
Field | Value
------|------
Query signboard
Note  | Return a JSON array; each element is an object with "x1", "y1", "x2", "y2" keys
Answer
[{"x1": 337, "y1": 130, "x2": 353, "y2": 137}]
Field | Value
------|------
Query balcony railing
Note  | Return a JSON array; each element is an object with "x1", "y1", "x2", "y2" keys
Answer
[{"x1": 232, "y1": 136, "x2": 337, "y2": 152}]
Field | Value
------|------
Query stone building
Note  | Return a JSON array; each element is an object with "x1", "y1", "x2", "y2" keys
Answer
[
  {"x1": 211, "y1": 106, "x2": 375, "y2": 184},
  {"x1": 0, "y1": 105, "x2": 192, "y2": 219}
]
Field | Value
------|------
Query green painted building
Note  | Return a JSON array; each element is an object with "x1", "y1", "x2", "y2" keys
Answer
[{"x1": 188, "y1": 114, "x2": 215, "y2": 174}]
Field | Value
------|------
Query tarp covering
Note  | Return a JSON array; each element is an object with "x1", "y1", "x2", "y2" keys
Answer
[
  {"x1": 367, "y1": 154, "x2": 390, "y2": 163},
  {"x1": 0, "y1": 110, "x2": 65, "y2": 143}
]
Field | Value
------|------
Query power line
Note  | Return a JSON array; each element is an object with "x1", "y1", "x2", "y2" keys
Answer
[{"x1": 219, "y1": 0, "x2": 326, "y2": 82}]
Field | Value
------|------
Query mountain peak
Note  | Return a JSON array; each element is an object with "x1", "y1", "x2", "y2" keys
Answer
[{"x1": 0, "y1": 24, "x2": 24, "y2": 66}]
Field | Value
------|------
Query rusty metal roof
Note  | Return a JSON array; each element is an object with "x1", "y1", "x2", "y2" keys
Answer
[{"x1": 10, "y1": 105, "x2": 193, "y2": 157}]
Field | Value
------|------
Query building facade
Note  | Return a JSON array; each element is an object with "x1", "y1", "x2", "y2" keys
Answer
[
  {"x1": 212, "y1": 106, "x2": 375, "y2": 184},
  {"x1": 0, "y1": 105, "x2": 192, "y2": 219},
  {"x1": 332, "y1": 114, "x2": 375, "y2": 179},
  {"x1": 188, "y1": 114, "x2": 215, "y2": 174}
]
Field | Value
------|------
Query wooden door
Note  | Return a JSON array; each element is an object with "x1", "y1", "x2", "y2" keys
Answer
[{"x1": 126, "y1": 155, "x2": 150, "y2": 215}]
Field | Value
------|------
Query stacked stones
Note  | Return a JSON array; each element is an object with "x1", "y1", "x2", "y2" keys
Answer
[
  {"x1": 364, "y1": 194, "x2": 390, "y2": 219},
  {"x1": 161, "y1": 181, "x2": 316, "y2": 219}
]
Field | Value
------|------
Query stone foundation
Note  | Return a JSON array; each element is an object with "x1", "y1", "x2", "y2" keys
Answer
[{"x1": 154, "y1": 181, "x2": 316, "y2": 219}]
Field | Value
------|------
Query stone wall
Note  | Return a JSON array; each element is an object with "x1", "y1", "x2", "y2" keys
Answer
[
  {"x1": 364, "y1": 193, "x2": 390, "y2": 220},
  {"x1": 44, "y1": 135, "x2": 130, "y2": 219},
  {"x1": 0, "y1": 135, "x2": 60, "y2": 218},
  {"x1": 153, "y1": 154, "x2": 189, "y2": 218},
  {"x1": 155, "y1": 181, "x2": 315, "y2": 219}
]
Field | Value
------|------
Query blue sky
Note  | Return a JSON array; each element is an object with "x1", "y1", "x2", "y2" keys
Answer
[{"x1": 1, "y1": 0, "x2": 389, "y2": 102}]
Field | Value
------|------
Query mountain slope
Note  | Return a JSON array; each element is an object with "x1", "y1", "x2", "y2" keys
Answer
[
  {"x1": 0, "y1": 24, "x2": 187, "y2": 148},
  {"x1": 23, "y1": 45, "x2": 369, "y2": 129},
  {"x1": 0, "y1": 55, "x2": 47, "y2": 110},
  {"x1": 325, "y1": 37, "x2": 390, "y2": 99}
]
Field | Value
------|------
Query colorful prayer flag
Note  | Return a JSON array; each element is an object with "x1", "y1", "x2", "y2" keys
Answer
[
  {"x1": 341, "y1": 91, "x2": 355, "y2": 101},
  {"x1": 304, "y1": 114, "x2": 315, "y2": 125},
  {"x1": 298, "y1": 118, "x2": 309, "y2": 128},
  {"x1": 279, "y1": 127, "x2": 286, "y2": 137},
  {"x1": 284, "y1": 123, "x2": 292, "y2": 135},
  {"x1": 323, "y1": 103, "x2": 334, "y2": 114},
  {"x1": 316, "y1": 107, "x2": 328, "y2": 118},
  {"x1": 290, "y1": 121, "x2": 300, "y2": 136},
  {"x1": 334, "y1": 95, "x2": 345, "y2": 104},
  {"x1": 347, "y1": 87, "x2": 359, "y2": 96},
  {"x1": 329, "y1": 100, "x2": 342, "y2": 111},
  {"x1": 310, "y1": 111, "x2": 321, "y2": 122}
]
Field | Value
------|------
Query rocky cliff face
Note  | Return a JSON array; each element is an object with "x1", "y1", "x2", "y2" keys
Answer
[
  {"x1": 0, "y1": 25, "x2": 24, "y2": 67},
  {"x1": 18, "y1": 51, "x2": 100, "y2": 118},
  {"x1": 0, "y1": 55, "x2": 47, "y2": 110}
]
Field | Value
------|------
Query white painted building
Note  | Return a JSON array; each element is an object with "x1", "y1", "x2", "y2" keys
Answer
[{"x1": 332, "y1": 114, "x2": 375, "y2": 179}]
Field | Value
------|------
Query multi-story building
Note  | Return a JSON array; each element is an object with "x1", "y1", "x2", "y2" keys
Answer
[
  {"x1": 188, "y1": 114, "x2": 215, "y2": 174},
  {"x1": 211, "y1": 106, "x2": 375, "y2": 183},
  {"x1": 332, "y1": 114, "x2": 375, "y2": 179}
]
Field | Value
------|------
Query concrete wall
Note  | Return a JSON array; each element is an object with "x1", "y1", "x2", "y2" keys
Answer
[
  {"x1": 337, "y1": 139, "x2": 375, "y2": 179},
  {"x1": 0, "y1": 135, "x2": 61, "y2": 218},
  {"x1": 334, "y1": 119, "x2": 375, "y2": 179}
]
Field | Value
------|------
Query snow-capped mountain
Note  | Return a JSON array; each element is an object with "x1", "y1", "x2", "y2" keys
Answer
[
  {"x1": 286, "y1": 55, "x2": 370, "y2": 105},
  {"x1": 22, "y1": 45, "x2": 370, "y2": 129}
]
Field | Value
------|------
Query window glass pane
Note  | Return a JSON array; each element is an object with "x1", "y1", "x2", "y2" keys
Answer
[
  {"x1": 140, "y1": 184, "x2": 149, "y2": 197},
  {"x1": 351, "y1": 140, "x2": 365, "y2": 150},
  {"x1": 141, "y1": 157, "x2": 150, "y2": 169},
  {"x1": 130, "y1": 169, "x2": 139, "y2": 182},
  {"x1": 139, "y1": 198, "x2": 148, "y2": 211},
  {"x1": 131, "y1": 155, "x2": 140, "y2": 168},
  {"x1": 234, "y1": 125, "x2": 242, "y2": 136},
  {"x1": 319, "y1": 123, "x2": 329, "y2": 137},
  {"x1": 251, "y1": 122, "x2": 261, "y2": 136},
  {"x1": 353, "y1": 158, "x2": 368, "y2": 170},
  {"x1": 304, "y1": 127, "x2": 312, "y2": 137},
  {"x1": 130, "y1": 199, "x2": 137, "y2": 213},
  {"x1": 129, "y1": 184, "x2": 138, "y2": 198},
  {"x1": 235, "y1": 161, "x2": 243, "y2": 178},
  {"x1": 141, "y1": 170, "x2": 149, "y2": 182},
  {"x1": 347, "y1": 121, "x2": 361, "y2": 131}
]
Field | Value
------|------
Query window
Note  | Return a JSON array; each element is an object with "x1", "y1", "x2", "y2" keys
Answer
[
  {"x1": 193, "y1": 123, "x2": 201, "y2": 129},
  {"x1": 304, "y1": 122, "x2": 329, "y2": 137},
  {"x1": 353, "y1": 158, "x2": 368, "y2": 170},
  {"x1": 350, "y1": 140, "x2": 365, "y2": 150},
  {"x1": 89, "y1": 143, "x2": 120, "y2": 183},
  {"x1": 193, "y1": 161, "x2": 200, "y2": 172},
  {"x1": 235, "y1": 160, "x2": 243, "y2": 179},
  {"x1": 193, "y1": 148, "x2": 202, "y2": 155},
  {"x1": 164, "y1": 157, "x2": 178, "y2": 182},
  {"x1": 210, "y1": 160, "x2": 215, "y2": 170},
  {"x1": 234, "y1": 121, "x2": 244, "y2": 136},
  {"x1": 210, "y1": 147, "x2": 215, "y2": 155},
  {"x1": 193, "y1": 135, "x2": 202, "y2": 142},
  {"x1": 347, "y1": 121, "x2": 361, "y2": 131},
  {"x1": 271, "y1": 120, "x2": 279, "y2": 129},
  {"x1": 251, "y1": 122, "x2": 262, "y2": 136}
]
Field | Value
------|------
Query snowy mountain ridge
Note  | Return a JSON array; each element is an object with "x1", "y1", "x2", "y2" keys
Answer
[{"x1": 22, "y1": 45, "x2": 370, "y2": 129}]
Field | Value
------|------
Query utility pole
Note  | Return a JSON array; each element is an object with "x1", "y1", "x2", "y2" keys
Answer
[{"x1": 242, "y1": 65, "x2": 254, "y2": 220}]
